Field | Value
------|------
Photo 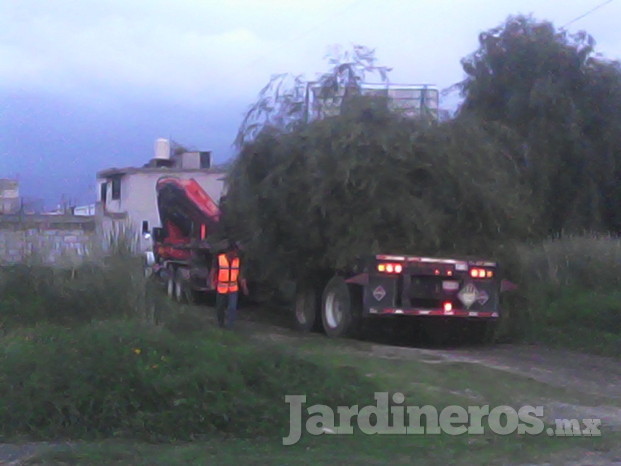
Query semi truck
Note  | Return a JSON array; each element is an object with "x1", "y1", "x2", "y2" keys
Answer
[{"x1": 148, "y1": 176, "x2": 501, "y2": 341}]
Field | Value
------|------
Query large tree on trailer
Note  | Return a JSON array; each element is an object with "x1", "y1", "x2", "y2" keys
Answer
[{"x1": 225, "y1": 96, "x2": 531, "y2": 339}]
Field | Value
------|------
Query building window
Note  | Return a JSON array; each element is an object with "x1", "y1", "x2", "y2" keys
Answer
[
  {"x1": 200, "y1": 151, "x2": 211, "y2": 169},
  {"x1": 111, "y1": 177, "x2": 121, "y2": 200},
  {"x1": 100, "y1": 182, "x2": 107, "y2": 202}
]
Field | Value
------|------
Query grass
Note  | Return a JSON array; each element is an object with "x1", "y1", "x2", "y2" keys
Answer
[
  {"x1": 0, "y1": 321, "x2": 377, "y2": 441},
  {"x1": 23, "y1": 432, "x2": 620, "y2": 465},
  {"x1": 497, "y1": 235, "x2": 621, "y2": 355},
  {"x1": 3, "y1": 299, "x2": 617, "y2": 463},
  {"x1": 0, "y1": 258, "x2": 164, "y2": 330},
  {"x1": 1, "y1": 236, "x2": 619, "y2": 463},
  {"x1": 18, "y1": 327, "x2": 621, "y2": 464}
]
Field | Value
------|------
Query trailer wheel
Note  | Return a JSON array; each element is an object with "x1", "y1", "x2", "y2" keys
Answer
[
  {"x1": 293, "y1": 286, "x2": 320, "y2": 332},
  {"x1": 321, "y1": 276, "x2": 360, "y2": 338},
  {"x1": 174, "y1": 268, "x2": 196, "y2": 304},
  {"x1": 166, "y1": 266, "x2": 176, "y2": 299},
  {"x1": 173, "y1": 270, "x2": 185, "y2": 303}
]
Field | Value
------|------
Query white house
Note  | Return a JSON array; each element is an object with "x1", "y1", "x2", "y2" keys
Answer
[
  {"x1": 0, "y1": 179, "x2": 20, "y2": 214},
  {"x1": 96, "y1": 139, "x2": 227, "y2": 252}
]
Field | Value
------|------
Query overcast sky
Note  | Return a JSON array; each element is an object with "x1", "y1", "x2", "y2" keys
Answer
[{"x1": 1, "y1": 0, "x2": 620, "y2": 206}]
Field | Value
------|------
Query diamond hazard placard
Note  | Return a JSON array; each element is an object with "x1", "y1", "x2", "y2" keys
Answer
[
  {"x1": 458, "y1": 283, "x2": 478, "y2": 308},
  {"x1": 372, "y1": 285, "x2": 386, "y2": 301}
]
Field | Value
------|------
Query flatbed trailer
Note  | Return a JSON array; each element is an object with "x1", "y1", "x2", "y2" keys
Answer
[{"x1": 294, "y1": 253, "x2": 500, "y2": 341}]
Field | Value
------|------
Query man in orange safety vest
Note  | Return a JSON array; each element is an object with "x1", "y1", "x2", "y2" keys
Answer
[{"x1": 210, "y1": 241, "x2": 248, "y2": 329}]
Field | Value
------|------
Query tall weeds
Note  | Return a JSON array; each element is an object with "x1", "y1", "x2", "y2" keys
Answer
[{"x1": 499, "y1": 234, "x2": 621, "y2": 353}]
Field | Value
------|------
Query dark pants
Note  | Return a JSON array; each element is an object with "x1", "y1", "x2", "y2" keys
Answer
[{"x1": 216, "y1": 291, "x2": 239, "y2": 328}]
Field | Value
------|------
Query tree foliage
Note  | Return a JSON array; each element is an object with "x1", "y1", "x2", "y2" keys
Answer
[
  {"x1": 224, "y1": 18, "x2": 621, "y2": 287},
  {"x1": 225, "y1": 99, "x2": 531, "y2": 284},
  {"x1": 459, "y1": 15, "x2": 621, "y2": 233},
  {"x1": 235, "y1": 45, "x2": 391, "y2": 147}
]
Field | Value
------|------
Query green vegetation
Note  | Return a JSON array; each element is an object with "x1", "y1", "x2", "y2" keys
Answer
[
  {"x1": 0, "y1": 255, "x2": 378, "y2": 442},
  {"x1": 504, "y1": 235, "x2": 621, "y2": 354},
  {"x1": 0, "y1": 251, "x2": 617, "y2": 462},
  {"x1": 2, "y1": 14, "x2": 620, "y2": 465},
  {"x1": 0, "y1": 258, "x2": 156, "y2": 330},
  {"x1": 225, "y1": 16, "x2": 621, "y2": 355},
  {"x1": 23, "y1": 433, "x2": 617, "y2": 465},
  {"x1": 226, "y1": 106, "x2": 531, "y2": 285},
  {"x1": 18, "y1": 333, "x2": 621, "y2": 464},
  {"x1": 0, "y1": 259, "x2": 376, "y2": 442},
  {"x1": 226, "y1": 16, "x2": 621, "y2": 287},
  {"x1": 460, "y1": 16, "x2": 621, "y2": 234},
  {"x1": 0, "y1": 321, "x2": 376, "y2": 441}
]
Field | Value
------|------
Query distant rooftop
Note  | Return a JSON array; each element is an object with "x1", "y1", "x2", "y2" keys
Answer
[
  {"x1": 97, "y1": 138, "x2": 229, "y2": 179},
  {"x1": 97, "y1": 165, "x2": 227, "y2": 178},
  {"x1": 0, "y1": 179, "x2": 19, "y2": 197}
]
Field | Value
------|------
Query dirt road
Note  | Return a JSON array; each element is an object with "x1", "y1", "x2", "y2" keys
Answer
[
  {"x1": 241, "y1": 313, "x2": 621, "y2": 464},
  {"x1": 246, "y1": 311, "x2": 621, "y2": 426}
]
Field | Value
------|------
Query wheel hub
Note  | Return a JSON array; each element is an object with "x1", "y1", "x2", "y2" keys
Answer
[{"x1": 325, "y1": 291, "x2": 344, "y2": 328}]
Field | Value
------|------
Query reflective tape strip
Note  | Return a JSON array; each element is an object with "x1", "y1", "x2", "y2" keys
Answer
[{"x1": 374, "y1": 309, "x2": 499, "y2": 318}]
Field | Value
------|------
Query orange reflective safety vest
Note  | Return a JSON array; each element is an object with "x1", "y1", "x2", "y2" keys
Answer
[{"x1": 217, "y1": 253, "x2": 240, "y2": 294}]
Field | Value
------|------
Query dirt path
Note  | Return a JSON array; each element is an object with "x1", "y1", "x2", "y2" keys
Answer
[
  {"x1": 244, "y1": 316, "x2": 621, "y2": 465},
  {"x1": 368, "y1": 342, "x2": 621, "y2": 401},
  {"x1": 245, "y1": 313, "x2": 621, "y2": 399},
  {"x1": 245, "y1": 316, "x2": 621, "y2": 430}
]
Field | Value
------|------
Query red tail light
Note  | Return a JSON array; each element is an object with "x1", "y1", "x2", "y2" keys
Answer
[
  {"x1": 470, "y1": 268, "x2": 494, "y2": 279},
  {"x1": 443, "y1": 302, "x2": 453, "y2": 312},
  {"x1": 377, "y1": 262, "x2": 404, "y2": 274}
]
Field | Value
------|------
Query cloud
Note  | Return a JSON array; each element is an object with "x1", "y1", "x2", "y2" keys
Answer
[
  {"x1": 2, "y1": 0, "x2": 621, "y2": 206},
  {"x1": 0, "y1": 7, "x2": 283, "y2": 107},
  {"x1": 0, "y1": 0, "x2": 364, "y2": 108}
]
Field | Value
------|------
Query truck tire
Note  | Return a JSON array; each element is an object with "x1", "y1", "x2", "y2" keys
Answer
[
  {"x1": 321, "y1": 276, "x2": 360, "y2": 338},
  {"x1": 173, "y1": 269, "x2": 185, "y2": 303},
  {"x1": 293, "y1": 286, "x2": 320, "y2": 332},
  {"x1": 166, "y1": 265, "x2": 176, "y2": 299},
  {"x1": 174, "y1": 268, "x2": 195, "y2": 304}
]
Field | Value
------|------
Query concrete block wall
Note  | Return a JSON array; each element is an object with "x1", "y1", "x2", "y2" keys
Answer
[{"x1": 0, "y1": 217, "x2": 96, "y2": 266}]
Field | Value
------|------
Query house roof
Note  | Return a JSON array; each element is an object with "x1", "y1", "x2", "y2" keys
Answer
[{"x1": 97, "y1": 166, "x2": 227, "y2": 178}]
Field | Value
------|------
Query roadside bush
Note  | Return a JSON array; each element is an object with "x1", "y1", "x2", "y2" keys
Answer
[
  {"x1": 500, "y1": 235, "x2": 621, "y2": 352},
  {"x1": 515, "y1": 234, "x2": 621, "y2": 293},
  {"x1": 0, "y1": 257, "x2": 163, "y2": 330},
  {"x1": 0, "y1": 321, "x2": 376, "y2": 440}
]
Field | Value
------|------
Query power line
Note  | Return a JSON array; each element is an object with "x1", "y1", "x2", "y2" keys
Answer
[{"x1": 561, "y1": 0, "x2": 615, "y2": 29}]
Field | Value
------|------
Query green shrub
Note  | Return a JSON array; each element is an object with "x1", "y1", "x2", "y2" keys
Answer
[
  {"x1": 0, "y1": 321, "x2": 376, "y2": 441},
  {"x1": 0, "y1": 258, "x2": 165, "y2": 330},
  {"x1": 542, "y1": 290, "x2": 621, "y2": 331},
  {"x1": 498, "y1": 235, "x2": 621, "y2": 352},
  {"x1": 515, "y1": 234, "x2": 621, "y2": 295}
]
